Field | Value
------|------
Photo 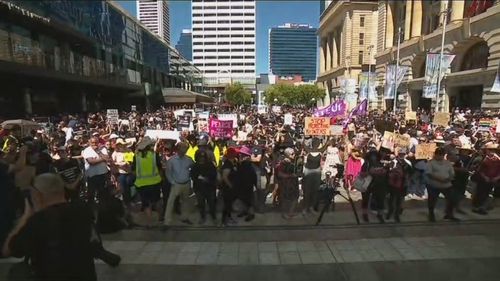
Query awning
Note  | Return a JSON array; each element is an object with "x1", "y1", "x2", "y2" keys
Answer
[{"x1": 162, "y1": 88, "x2": 214, "y2": 104}]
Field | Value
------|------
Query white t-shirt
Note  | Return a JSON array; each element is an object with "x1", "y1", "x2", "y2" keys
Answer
[
  {"x1": 65, "y1": 127, "x2": 73, "y2": 144},
  {"x1": 82, "y1": 146, "x2": 109, "y2": 177}
]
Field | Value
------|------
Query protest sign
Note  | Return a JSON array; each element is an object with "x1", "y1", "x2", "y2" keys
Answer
[
  {"x1": 432, "y1": 112, "x2": 450, "y2": 127},
  {"x1": 218, "y1": 114, "x2": 238, "y2": 128},
  {"x1": 405, "y1": 111, "x2": 417, "y2": 120},
  {"x1": 198, "y1": 119, "x2": 208, "y2": 133},
  {"x1": 209, "y1": 119, "x2": 234, "y2": 139},
  {"x1": 145, "y1": 130, "x2": 180, "y2": 141},
  {"x1": 497, "y1": 119, "x2": 500, "y2": 134},
  {"x1": 177, "y1": 114, "x2": 191, "y2": 131},
  {"x1": 304, "y1": 117, "x2": 330, "y2": 136},
  {"x1": 106, "y1": 109, "x2": 119, "y2": 125},
  {"x1": 381, "y1": 131, "x2": 395, "y2": 150},
  {"x1": 415, "y1": 143, "x2": 437, "y2": 160},
  {"x1": 284, "y1": 114, "x2": 293, "y2": 125},
  {"x1": 393, "y1": 133, "x2": 411, "y2": 148},
  {"x1": 125, "y1": 137, "x2": 137, "y2": 144},
  {"x1": 272, "y1": 106, "x2": 282, "y2": 114},
  {"x1": 330, "y1": 125, "x2": 344, "y2": 136},
  {"x1": 257, "y1": 105, "x2": 267, "y2": 114}
]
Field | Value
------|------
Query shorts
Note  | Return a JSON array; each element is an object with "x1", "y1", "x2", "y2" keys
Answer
[{"x1": 137, "y1": 184, "x2": 161, "y2": 208}]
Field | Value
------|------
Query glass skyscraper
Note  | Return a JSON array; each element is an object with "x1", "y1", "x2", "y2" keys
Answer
[
  {"x1": 269, "y1": 23, "x2": 317, "y2": 82},
  {"x1": 176, "y1": 29, "x2": 192, "y2": 61}
]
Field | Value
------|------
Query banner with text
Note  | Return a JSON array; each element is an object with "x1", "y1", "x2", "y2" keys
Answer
[
  {"x1": 313, "y1": 99, "x2": 347, "y2": 118},
  {"x1": 359, "y1": 72, "x2": 377, "y2": 101},
  {"x1": 209, "y1": 119, "x2": 234, "y2": 139},
  {"x1": 305, "y1": 117, "x2": 331, "y2": 136},
  {"x1": 422, "y1": 53, "x2": 455, "y2": 98},
  {"x1": 384, "y1": 64, "x2": 408, "y2": 99}
]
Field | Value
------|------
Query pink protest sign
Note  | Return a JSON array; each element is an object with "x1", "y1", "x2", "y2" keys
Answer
[{"x1": 209, "y1": 118, "x2": 234, "y2": 139}]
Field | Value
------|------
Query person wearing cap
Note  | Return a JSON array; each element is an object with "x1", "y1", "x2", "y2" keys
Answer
[
  {"x1": 221, "y1": 147, "x2": 239, "y2": 226},
  {"x1": 472, "y1": 143, "x2": 500, "y2": 215},
  {"x1": 386, "y1": 148, "x2": 412, "y2": 223},
  {"x1": 425, "y1": 147, "x2": 458, "y2": 222},
  {"x1": 112, "y1": 139, "x2": 133, "y2": 206},
  {"x1": 191, "y1": 149, "x2": 218, "y2": 225},
  {"x1": 53, "y1": 146, "x2": 83, "y2": 202},
  {"x1": 164, "y1": 142, "x2": 195, "y2": 227},
  {"x1": 132, "y1": 137, "x2": 164, "y2": 227},
  {"x1": 235, "y1": 146, "x2": 257, "y2": 222}
]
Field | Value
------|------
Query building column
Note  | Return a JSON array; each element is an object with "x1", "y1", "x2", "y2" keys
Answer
[
  {"x1": 450, "y1": 0, "x2": 465, "y2": 21},
  {"x1": 24, "y1": 88, "x2": 32, "y2": 115},
  {"x1": 411, "y1": 0, "x2": 422, "y2": 38},
  {"x1": 320, "y1": 38, "x2": 326, "y2": 73},
  {"x1": 328, "y1": 32, "x2": 335, "y2": 69},
  {"x1": 326, "y1": 33, "x2": 332, "y2": 71},
  {"x1": 385, "y1": 1, "x2": 394, "y2": 48},
  {"x1": 81, "y1": 91, "x2": 88, "y2": 112},
  {"x1": 332, "y1": 30, "x2": 338, "y2": 68},
  {"x1": 404, "y1": 0, "x2": 413, "y2": 40}
]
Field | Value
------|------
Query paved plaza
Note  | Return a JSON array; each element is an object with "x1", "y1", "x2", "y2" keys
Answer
[{"x1": 2, "y1": 220, "x2": 500, "y2": 281}]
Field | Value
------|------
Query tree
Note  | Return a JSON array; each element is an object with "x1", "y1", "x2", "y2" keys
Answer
[
  {"x1": 224, "y1": 82, "x2": 252, "y2": 105},
  {"x1": 264, "y1": 84, "x2": 325, "y2": 106}
]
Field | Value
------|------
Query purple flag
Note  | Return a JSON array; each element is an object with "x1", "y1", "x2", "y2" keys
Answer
[
  {"x1": 313, "y1": 100, "x2": 347, "y2": 118},
  {"x1": 343, "y1": 99, "x2": 368, "y2": 128}
]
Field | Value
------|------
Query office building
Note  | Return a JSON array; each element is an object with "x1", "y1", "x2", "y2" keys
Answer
[
  {"x1": 375, "y1": 0, "x2": 500, "y2": 111},
  {"x1": 269, "y1": 23, "x2": 317, "y2": 82},
  {"x1": 137, "y1": 0, "x2": 170, "y2": 44},
  {"x1": 0, "y1": 0, "x2": 203, "y2": 116},
  {"x1": 192, "y1": 0, "x2": 256, "y2": 86},
  {"x1": 317, "y1": 0, "x2": 378, "y2": 106},
  {"x1": 176, "y1": 29, "x2": 193, "y2": 61}
]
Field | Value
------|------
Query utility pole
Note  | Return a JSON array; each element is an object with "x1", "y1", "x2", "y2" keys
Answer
[
  {"x1": 435, "y1": 3, "x2": 450, "y2": 113},
  {"x1": 393, "y1": 26, "x2": 401, "y2": 113},
  {"x1": 367, "y1": 44, "x2": 374, "y2": 110}
]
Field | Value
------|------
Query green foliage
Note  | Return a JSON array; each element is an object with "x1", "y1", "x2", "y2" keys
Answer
[
  {"x1": 263, "y1": 84, "x2": 325, "y2": 106},
  {"x1": 224, "y1": 82, "x2": 252, "y2": 105}
]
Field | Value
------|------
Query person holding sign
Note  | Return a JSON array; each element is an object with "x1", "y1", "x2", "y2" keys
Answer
[{"x1": 425, "y1": 147, "x2": 458, "y2": 222}]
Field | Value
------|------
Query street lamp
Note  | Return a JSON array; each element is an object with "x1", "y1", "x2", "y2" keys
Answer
[
  {"x1": 274, "y1": 98, "x2": 278, "y2": 105},
  {"x1": 311, "y1": 98, "x2": 316, "y2": 108}
]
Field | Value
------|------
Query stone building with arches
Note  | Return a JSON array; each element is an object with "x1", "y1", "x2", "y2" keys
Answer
[{"x1": 375, "y1": 0, "x2": 500, "y2": 111}]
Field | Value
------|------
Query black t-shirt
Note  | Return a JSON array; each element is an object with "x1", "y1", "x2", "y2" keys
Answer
[
  {"x1": 9, "y1": 202, "x2": 97, "y2": 281},
  {"x1": 221, "y1": 160, "x2": 237, "y2": 188},
  {"x1": 53, "y1": 158, "x2": 82, "y2": 184}
]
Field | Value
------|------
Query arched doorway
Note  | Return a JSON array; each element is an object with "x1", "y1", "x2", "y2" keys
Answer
[{"x1": 452, "y1": 41, "x2": 489, "y2": 110}]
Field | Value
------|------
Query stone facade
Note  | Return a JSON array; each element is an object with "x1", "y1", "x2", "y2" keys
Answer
[
  {"x1": 317, "y1": 1, "x2": 379, "y2": 106},
  {"x1": 374, "y1": 0, "x2": 500, "y2": 111}
]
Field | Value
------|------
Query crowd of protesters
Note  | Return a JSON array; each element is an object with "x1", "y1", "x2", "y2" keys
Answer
[{"x1": 1, "y1": 104, "x2": 500, "y2": 238}]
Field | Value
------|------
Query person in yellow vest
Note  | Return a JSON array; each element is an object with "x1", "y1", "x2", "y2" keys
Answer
[{"x1": 132, "y1": 137, "x2": 164, "y2": 227}]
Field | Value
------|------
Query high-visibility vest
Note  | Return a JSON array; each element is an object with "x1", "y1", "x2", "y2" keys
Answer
[
  {"x1": 186, "y1": 145, "x2": 198, "y2": 161},
  {"x1": 214, "y1": 146, "x2": 221, "y2": 167},
  {"x1": 134, "y1": 151, "x2": 162, "y2": 188},
  {"x1": 123, "y1": 152, "x2": 135, "y2": 164}
]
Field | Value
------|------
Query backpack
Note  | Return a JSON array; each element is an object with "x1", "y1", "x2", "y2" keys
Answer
[{"x1": 388, "y1": 161, "x2": 405, "y2": 189}]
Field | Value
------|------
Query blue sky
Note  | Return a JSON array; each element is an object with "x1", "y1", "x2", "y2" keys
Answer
[{"x1": 116, "y1": 0, "x2": 319, "y2": 74}]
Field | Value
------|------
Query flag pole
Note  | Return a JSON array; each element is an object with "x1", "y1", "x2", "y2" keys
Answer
[
  {"x1": 435, "y1": 3, "x2": 449, "y2": 113},
  {"x1": 393, "y1": 26, "x2": 401, "y2": 113}
]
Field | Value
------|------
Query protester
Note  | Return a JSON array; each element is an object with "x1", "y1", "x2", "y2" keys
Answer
[
  {"x1": 164, "y1": 142, "x2": 194, "y2": 227},
  {"x1": 191, "y1": 149, "x2": 218, "y2": 225}
]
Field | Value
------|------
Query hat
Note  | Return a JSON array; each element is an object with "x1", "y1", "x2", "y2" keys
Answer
[
  {"x1": 484, "y1": 142, "x2": 498, "y2": 150},
  {"x1": 239, "y1": 146, "x2": 252, "y2": 156},
  {"x1": 433, "y1": 136, "x2": 445, "y2": 143},
  {"x1": 116, "y1": 138, "x2": 127, "y2": 145},
  {"x1": 109, "y1": 133, "x2": 119, "y2": 139},
  {"x1": 137, "y1": 136, "x2": 155, "y2": 150},
  {"x1": 92, "y1": 132, "x2": 99, "y2": 136},
  {"x1": 225, "y1": 147, "x2": 239, "y2": 159}
]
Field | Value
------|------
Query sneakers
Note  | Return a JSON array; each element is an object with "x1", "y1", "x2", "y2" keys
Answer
[
  {"x1": 472, "y1": 208, "x2": 488, "y2": 215},
  {"x1": 362, "y1": 214, "x2": 369, "y2": 222},
  {"x1": 428, "y1": 213, "x2": 436, "y2": 222},
  {"x1": 443, "y1": 215, "x2": 461, "y2": 222},
  {"x1": 245, "y1": 214, "x2": 255, "y2": 222}
]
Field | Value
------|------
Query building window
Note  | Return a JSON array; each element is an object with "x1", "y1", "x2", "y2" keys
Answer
[
  {"x1": 358, "y1": 51, "x2": 364, "y2": 65},
  {"x1": 359, "y1": 33, "x2": 364, "y2": 45},
  {"x1": 460, "y1": 41, "x2": 489, "y2": 71},
  {"x1": 464, "y1": 0, "x2": 494, "y2": 17},
  {"x1": 360, "y1": 16, "x2": 365, "y2": 27}
]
